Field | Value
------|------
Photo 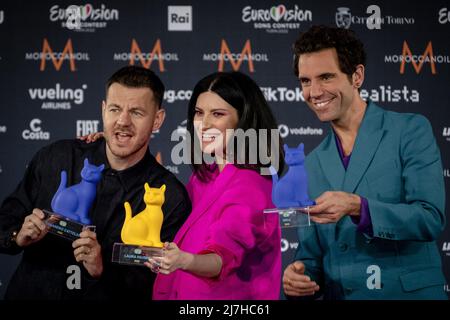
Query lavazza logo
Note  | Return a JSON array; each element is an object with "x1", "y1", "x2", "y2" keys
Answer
[
  {"x1": 28, "y1": 83, "x2": 87, "y2": 110},
  {"x1": 278, "y1": 124, "x2": 323, "y2": 139},
  {"x1": 242, "y1": 4, "x2": 312, "y2": 34},
  {"x1": 49, "y1": 4, "x2": 119, "y2": 32},
  {"x1": 335, "y1": 6, "x2": 414, "y2": 29},
  {"x1": 22, "y1": 119, "x2": 50, "y2": 141}
]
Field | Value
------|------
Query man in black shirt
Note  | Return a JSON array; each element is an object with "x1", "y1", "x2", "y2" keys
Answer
[{"x1": 0, "y1": 66, "x2": 191, "y2": 300}]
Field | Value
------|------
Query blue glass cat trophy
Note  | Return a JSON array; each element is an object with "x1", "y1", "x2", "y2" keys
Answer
[
  {"x1": 112, "y1": 183, "x2": 165, "y2": 267},
  {"x1": 264, "y1": 143, "x2": 315, "y2": 228},
  {"x1": 43, "y1": 158, "x2": 104, "y2": 241}
]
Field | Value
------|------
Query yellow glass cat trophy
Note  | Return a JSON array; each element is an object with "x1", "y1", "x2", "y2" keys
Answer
[{"x1": 112, "y1": 183, "x2": 165, "y2": 266}]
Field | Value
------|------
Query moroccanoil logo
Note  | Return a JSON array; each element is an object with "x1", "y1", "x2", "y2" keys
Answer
[
  {"x1": 113, "y1": 39, "x2": 179, "y2": 72},
  {"x1": 203, "y1": 40, "x2": 269, "y2": 72},
  {"x1": 25, "y1": 38, "x2": 90, "y2": 71},
  {"x1": 384, "y1": 41, "x2": 450, "y2": 75}
]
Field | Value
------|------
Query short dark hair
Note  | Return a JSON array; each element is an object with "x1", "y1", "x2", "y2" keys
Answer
[
  {"x1": 187, "y1": 71, "x2": 284, "y2": 182},
  {"x1": 293, "y1": 25, "x2": 366, "y2": 78},
  {"x1": 106, "y1": 65, "x2": 165, "y2": 107}
]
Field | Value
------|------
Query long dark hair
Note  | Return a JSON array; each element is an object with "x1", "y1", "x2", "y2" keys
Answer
[{"x1": 187, "y1": 71, "x2": 284, "y2": 182}]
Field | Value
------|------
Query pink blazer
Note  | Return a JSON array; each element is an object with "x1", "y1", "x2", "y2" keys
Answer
[{"x1": 153, "y1": 164, "x2": 281, "y2": 300}]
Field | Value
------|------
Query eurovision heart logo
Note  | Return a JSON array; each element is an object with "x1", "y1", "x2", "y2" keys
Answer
[
  {"x1": 270, "y1": 5, "x2": 286, "y2": 21},
  {"x1": 80, "y1": 4, "x2": 93, "y2": 20}
]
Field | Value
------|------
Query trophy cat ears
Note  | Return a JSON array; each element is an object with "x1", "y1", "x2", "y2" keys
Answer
[
  {"x1": 83, "y1": 158, "x2": 105, "y2": 171},
  {"x1": 283, "y1": 143, "x2": 304, "y2": 152},
  {"x1": 144, "y1": 183, "x2": 166, "y2": 193}
]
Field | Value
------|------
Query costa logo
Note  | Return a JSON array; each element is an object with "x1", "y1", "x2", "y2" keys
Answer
[{"x1": 22, "y1": 119, "x2": 50, "y2": 141}]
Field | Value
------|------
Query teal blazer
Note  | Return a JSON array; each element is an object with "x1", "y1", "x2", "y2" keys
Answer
[{"x1": 295, "y1": 102, "x2": 447, "y2": 300}]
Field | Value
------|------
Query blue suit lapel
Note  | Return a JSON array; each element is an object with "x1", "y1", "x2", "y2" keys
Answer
[
  {"x1": 342, "y1": 102, "x2": 386, "y2": 193},
  {"x1": 316, "y1": 131, "x2": 346, "y2": 191}
]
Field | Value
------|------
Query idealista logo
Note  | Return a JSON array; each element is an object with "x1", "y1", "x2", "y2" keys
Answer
[
  {"x1": 439, "y1": 8, "x2": 450, "y2": 24},
  {"x1": 336, "y1": 6, "x2": 414, "y2": 29},
  {"x1": 28, "y1": 83, "x2": 87, "y2": 110},
  {"x1": 384, "y1": 41, "x2": 450, "y2": 75},
  {"x1": 22, "y1": 119, "x2": 50, "y2": 141},
  {"x1": 113, "y1": 39, "x2": 179, "y2": 72},
  {"x1": 203, "y1": 40, "x2": 269, "y2": 73},
  {"x1": 278, "y1": 124, "x2": 323, "y2": 139},
  {"x1": 242, "y1": 4, "x2": 312, "y2": 34},
  {"x1": 360, "y1": 85, "x2": 419, "y2": 103},
  {"x1": 49, "y1": 4, "x2": 119, "y2": 32},
  {"x1": 25, "y1": 38, "x2": 90, "y2": 71},
  {"x1": 168, "y1": 6, "x2": 192, "y2": 31}
]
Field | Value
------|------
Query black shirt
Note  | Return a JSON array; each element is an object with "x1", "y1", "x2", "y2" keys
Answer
[{"x1": 0, "y1": 138, "x2": 191, "y2": 300}]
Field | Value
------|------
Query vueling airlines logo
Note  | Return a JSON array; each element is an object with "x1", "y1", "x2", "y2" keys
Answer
[
  {"x1": 25, "y1": 38, "x2": 90, "y2": 71},
  {"x1": 384, "y1": 41, "x2": 450, "y2": 75},
  {"x1": 113, "y1": 39, "x2": 179, "y2": 72},
  {"x1": 203, "y1": 40, "x2": 269, "y2": 72}
]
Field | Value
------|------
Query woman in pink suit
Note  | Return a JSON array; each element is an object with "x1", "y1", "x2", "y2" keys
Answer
[{"x1": 148, "y1": 72, "x2": 284, "y2": 300}]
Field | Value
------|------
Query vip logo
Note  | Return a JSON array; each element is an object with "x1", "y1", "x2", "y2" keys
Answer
[
  {"x1": 336, "y1": 7, "x2": 351, "y2": 29},
  {"x1": 22, "y1": 119, "x2": 50, "y2": 140},
  {"x1": 168, "y1": 6, "x2": 192, "y2": 31},
  {"x1": 76, "y1": 120, "x2": 99, "y2": 137},
  {"x1": 439, "y1": 8, "x2": 450, "y2": 24}
]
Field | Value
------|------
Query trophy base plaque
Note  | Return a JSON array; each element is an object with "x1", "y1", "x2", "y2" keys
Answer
[
  {"x1": 264, "y1": 207, "x2": 312, "y2": 228},
  {"x1": 112, "y1": 243, "x2": 164, "y2": 266},
  {"x1": 43, "y1": 210, "x2": 95, "y2": 241}
]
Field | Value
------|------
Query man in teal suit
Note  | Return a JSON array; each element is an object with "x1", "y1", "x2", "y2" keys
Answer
[{"x1": 283, "y1": 25, "x2": 447, "y2": 300}]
